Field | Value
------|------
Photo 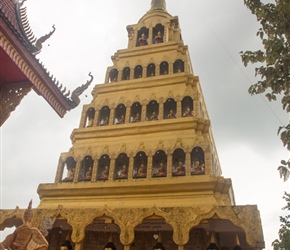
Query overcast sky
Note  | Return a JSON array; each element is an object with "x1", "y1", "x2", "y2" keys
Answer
[{"x1": 1, "y1": 0, "x2": 289, "y2": 249}]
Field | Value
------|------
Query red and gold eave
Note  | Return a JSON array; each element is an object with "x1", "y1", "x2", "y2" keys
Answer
[{"x1": 0, "y1": 0, "x2": 92, "y2": 126}]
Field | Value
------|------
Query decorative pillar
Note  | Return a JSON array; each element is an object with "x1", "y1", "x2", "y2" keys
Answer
[
  {"x1": 143, "y1": 66, "x2": 147, "y2": 78},
  {"x1": 91, "y1": 158, "x2": 98, "y2": 182},
  {"x1": 130, "y1": 68, "x2": 134, "y2": 80},
  {"x1": 109, "y1": 157, "x2": 116, "y2": 180},
  {"x1": 73, "y1": 158, "x2": 82, "y2": 183},
  {"x1": 128, "y1": 153, "x2": 134, "y2": 180},
  {"x1": 156, "y1": 63, "x2": 160, "y2": 76},
  {"x1": 126, "y1": 105, "x2": 131, "y2": 123},
  {"x1": 93, "y1": 109, "x2": 99, "y2": 127},
  {"x1": 148, "y1": 26, "x2": 153, "y2": 45},
  {"x1": 178, "y1": 246, "x2": 184, "y2": 250},
  {"x1": 159, "y1": 99, "x2": 164, "y2": 120},
  {"x1": 79, "y1": 107, "x2": 87, "y2": 128},
  {"x1": 167, "y1": 151, "x2": 172, "y2": 177},
  {"x1": 117, "y1": 69, "x2": 122, "y2": 82},
  {"x1": 141, "y1": 102, "x2": 147, "y2": 121},
  {"x1": 55, "y1": 155, "x2": 65, "y2": 183},
  {"x1": 105, "y1": 70, "x2": 110, "y2": 83},
  {"x1": 147, "y1": 152, "x2": 153, "y2": 179},
  {"x1": 109, "y1": 106, "x2": 114, "y2": 125},
  {"x1": 169, "y1": 62, "x2": 174, "y2": 74},
  {"x1": 186, "y1": 150, "x2": 191, "y2": 176},
  {"x1": 177, "y1": 100, "x2": 182, "y2": 118},
  {"x1": 194, "y1": 99, "x2": 199, "y2": 117}
]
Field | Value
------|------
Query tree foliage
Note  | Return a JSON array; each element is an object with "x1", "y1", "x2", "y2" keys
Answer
[
  {"x1": 272, "y1": 192, "x2": 290, "y2": 250},
  {"x1": 241, "y1": 0, "x2": 290, "y2": 181}
]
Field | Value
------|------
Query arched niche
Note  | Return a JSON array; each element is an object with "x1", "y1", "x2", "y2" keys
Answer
[
  {"x1": 86, "y1": 107, "x2": 95, "y2": 127},
  {"x1": 153, "y1": 24, "x2": 164, "y2": 44},
  {"x1": 134, "y1": 218, "x2": 175, "y2": 250},
  {"x1": 62, "y1": 157, "x2": 76, "y2": 182},
  {"x1": 114, "y1": 153, "x2": 129, "y2": 180},
  {"x1": 160, "y1": 61, "x2": 168, "y2": 75},
  {"x1": 191, "y1": 147, "x2": 205, "y2": 175},
  {"x1": 146, "y1": 100, "x2": 159, "y2": 121},
  {"x1": 186, "y1": 220, "x2": 251, "y2": 250},
  {"x1": 83, "y1": 219, "x2": 121, "y2": 250},
  {"x1": 114, "y1": 104, "x2": 126, "y2": 124},
  {"x1": 137, "y1": 27, "x2": 149, "y2": 46},
  {"x1": 182, "y1": 96, "x2": 194, "y2": 117},
  {"x1": 80, "y1": 155, "x2": 94, "y2": 182},
  {"x1": 97, "y1": 154, "x2": 110, "y2": 181},
  {"x1": 45, "y1": 218, "x2": 73, "y2": 250},
  {"x1": 109, "y1": 68, "x2": 118, "y2": 82},
  {"x1": 134, "y1": 65, "x2": 143, "y2": 79},
  {"x1": 133, "y1": 151, "x2": 148, "y2": 178},
  {"x1": 152, "y1": 150, "x2": 167, "y2": 177},
  {"x1": 172, "y1": 148, "x2": 186, "y2": 176},
  {"x1": 130, "y1": 102, "x2": 142, "y2": 123},
  {"x1": 122, "y1": 67, "x2": 130, "y2": 80},
  {"x1": 99, "y1": 106, "x2": 110, "y2": 126},
  {"x1": 164, "y1": 98, "x2": 177, "y2": 119},
  {"x1": 147, "y1": 63, "x2": 156, "y2": 77},
  {"x1": 173, "y1": 59, "x2": 184, "y2": 73}
]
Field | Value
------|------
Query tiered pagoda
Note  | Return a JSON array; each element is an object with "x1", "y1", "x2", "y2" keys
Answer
[
  {"x1": 0, "y1": 0, "x2": 265, "y2": 249},
  {"x1": 0, "y1": 0, "x2": 93, "y2": 126}
]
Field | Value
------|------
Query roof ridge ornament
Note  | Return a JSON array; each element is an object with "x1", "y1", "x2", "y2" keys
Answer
[
  {"x1": 15, "y1": 0, "x2": 56, "y2": 54},
  {"x1": 150, "y1": 0, "x2": 166, "y2": 11}
]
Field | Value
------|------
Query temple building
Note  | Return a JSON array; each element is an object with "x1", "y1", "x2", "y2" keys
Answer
[
  {"x1": 0, "y1": 0, "x2": 265, "y2": 249},
  {"x1": 0, "y1": 0, "x2": 93, "y2": 126}
]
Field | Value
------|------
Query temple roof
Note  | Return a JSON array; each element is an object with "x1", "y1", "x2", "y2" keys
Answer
[{"x1": 0, "y1": 0, "x2": 93, "y2": 125}]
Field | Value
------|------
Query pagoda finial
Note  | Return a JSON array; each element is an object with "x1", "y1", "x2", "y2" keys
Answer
[{"x1": 151, "y1": 0, "x2": 166, "y2": 11}]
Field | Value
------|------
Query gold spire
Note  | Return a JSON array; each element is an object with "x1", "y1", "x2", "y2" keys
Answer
[{"x1": 151, "y1": 0, "x2": 166, "y2": 11}]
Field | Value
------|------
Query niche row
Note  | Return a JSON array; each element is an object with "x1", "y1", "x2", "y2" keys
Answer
[
  {"x1": 61, "y1": 147, "x2": 205, "y2": 183},
  {"x1": 136, "y1": 24, "x2": 166, "y2": 47},
  {"x1": 85, "y1": 96, "x2": 195, "y2": 127},
  {"x1": 108, "y1": 59, "x2": 184, "y2": 82}
]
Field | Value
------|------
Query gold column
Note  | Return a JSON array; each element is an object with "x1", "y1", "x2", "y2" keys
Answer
[
  {"x1": 109, "y1": 157, "x2": 116, "y2": 180},
  {"x1": 73, "y1": 158, "x2": 82, "y2": 183},
  {"x1": 93, "y1": 108, "x2": 99, "y2": 127},
  {"x1": 126, "y1": 105, "x2": 131, "y2": 123},
  {"x1": 178, "y1": 246, "x2": 184, "y2": 250},
  {"x1": 128, "y1": 154, "x2": 134, "y2": 180},
  {"x1": 169, "y1": 62, "x2": 174, "y2": 74},
  {"x1": 159, "y1": 99, "x2": 164, "y2": 120},
  {"x1": 177, "y1": 99, "x2": 182, "y2": 118},
  {"x1": 141, "y1": 102, "x2": 147, "y2": 121},
  {"x1": 55, "y1": 155, "x2": 65, "y2": 183},
  {"x1": 130, "y1": 68, "x2": 134, "y2": 80},
  {"x1": 186, "y1": 150, "x2": 191, "y2": 176},
  {"x1": 91, "y1": 158, "x2": 98, "y2": 182},
  {"x1": 117, "y1": 69, "x2": 122, "y2": 82},
  {"x1": 142, "y1": 66, "x2": 147, "y2": 78},
  {"x1": 156, "y1": 63, "x2": 160, "y2": 76},
  {"x1": 109, "y1": 105, "x2": 114, "y2": 125},
  {"x1": 167, "y1": 150, "x2": 172, "y2": 177},
  {"x1": 147, "y1": 152, "x2": 153, "y2": 178},
  {"x1": 148, "y1": 26, "x2": 153, "y2": 45}
]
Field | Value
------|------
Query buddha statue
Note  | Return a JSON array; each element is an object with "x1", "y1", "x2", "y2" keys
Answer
[
  {"x1": 191, "y1": 160, "x2": 205, "y2": 175},
  {"x1": 154, "y1": 31, "x2": 163, "y2": 44},
  {"x1": 132, "y1": 113, "x2": 141, "y2": 123},
  {"x1": 138, "y1": 33, "x2": 148, "y2": 46},
  {"x1": 173, "y1": 161, "x2": 185, "y2": 176},
  {"x1": 167, "y1": 109, "x2": 176, "y2": 119},
  {"x1": 183, "y1": 107, "x2": 193, "y2": 116}
]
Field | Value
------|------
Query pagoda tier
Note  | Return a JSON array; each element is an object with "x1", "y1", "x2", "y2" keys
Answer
[{"x1": 0, "y1": 1, "x2": 264, "y2": 250}]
